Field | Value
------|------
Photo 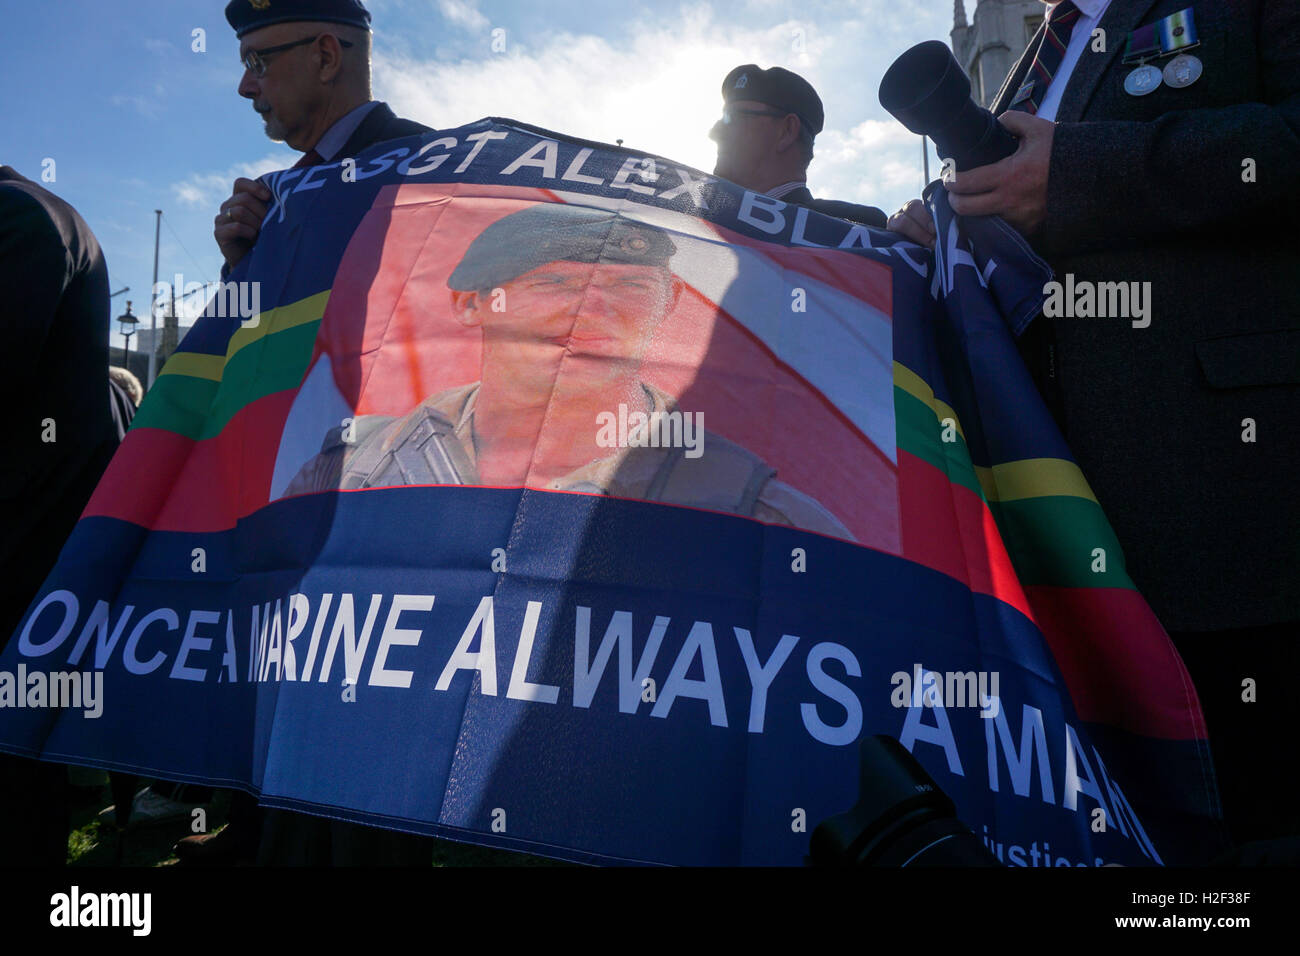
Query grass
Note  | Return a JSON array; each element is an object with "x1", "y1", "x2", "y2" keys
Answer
[
  {"x1": 67, "y1": 773, "x2": 191, "y2": 866},
  {"x1": 66, "y1": 773, "x2": 565, "y2": 867}
]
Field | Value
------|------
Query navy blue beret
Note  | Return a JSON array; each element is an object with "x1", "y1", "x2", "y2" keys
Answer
[
  {"x1": 448, "y1": 205, "x2": 678, "y2": 292},
  {"x1": 722, "y1": 64, "x2": 824, "y2": 137},
  {"x1": 225, "y1": 0, "x2": 371, "y2": 38}
]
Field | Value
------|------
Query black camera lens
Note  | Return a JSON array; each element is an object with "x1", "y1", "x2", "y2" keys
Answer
[
  {"x1": 879, "y1": 40, "x2": 1020, "y2": 172},
  {"x1": 809, "y1": 734, "x2": 1002, "y2": 866}
]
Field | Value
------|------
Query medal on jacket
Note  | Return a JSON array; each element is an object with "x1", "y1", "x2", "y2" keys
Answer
[
  {"x1": 1123, "y1": 7, "x2": 1202, "y2": 95},
  {"x1": 1124, "y1": 62, "x2": 1162, "y2": 95},
  {"x1": 1163, "y1": 53, "x2": 1202, "y2": 88},
  {"x1": 1122, "y1": 23, "x2": 1163, "y2": 95},
  {"x1": 1159, "y1": 7, "x2": 1202, "y2": 87}
]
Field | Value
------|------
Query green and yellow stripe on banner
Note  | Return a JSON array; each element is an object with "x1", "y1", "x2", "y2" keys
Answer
[
  {"x1": 133, "y1": 291, "x2": 330, "y2": 441},
  {"x1": 893, "y1": 361, "x2": 1134, "y2": 590}
]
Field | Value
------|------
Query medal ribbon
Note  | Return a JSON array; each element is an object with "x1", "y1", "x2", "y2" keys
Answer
[
  {"x1": 1123, "y1": 23, "x2": 1160, "y2": 63},
  {"x1": 1158, "y1": 8, "x2": 1198, "y2": 54},
  {"x1": 1123, "y1": 7, "x2": 1199, "y2": 63}
]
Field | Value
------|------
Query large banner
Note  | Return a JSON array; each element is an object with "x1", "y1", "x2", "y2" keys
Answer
[{"x1": 1, "y1": 119, "x2": 1219, "y2": 865}]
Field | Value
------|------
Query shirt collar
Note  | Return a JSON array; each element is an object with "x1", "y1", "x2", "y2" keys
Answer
[
  {"x1": 1053, "y1": 0, "x2": 1109, "y2": 19},
  {"x1": 312, "y1": 100, "x2": 381, "y2": 162}
]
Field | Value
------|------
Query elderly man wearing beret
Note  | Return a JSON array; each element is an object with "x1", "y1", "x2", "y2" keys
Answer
[
  {"x1": 178, "y1": 0, "x2": 434, "y2": 866},
  {"x1": 710, "y1": 64, "x2": 888, "y2": 229},
  {"x1": 213, "y1": 0, "x2": 431, "y2": 278}
]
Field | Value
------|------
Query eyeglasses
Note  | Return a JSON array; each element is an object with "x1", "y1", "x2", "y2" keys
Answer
[
  {"x1": 241, "y1": 34, "x2": 354, "y2": 77},
  {"x1": 719, "y1": 106, "x2": 788, "y2": 125}
]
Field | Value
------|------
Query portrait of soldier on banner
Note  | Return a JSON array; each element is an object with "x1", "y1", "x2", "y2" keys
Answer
[{"x1": 283, "y1": 202, "x2": 855, "y2": 540}]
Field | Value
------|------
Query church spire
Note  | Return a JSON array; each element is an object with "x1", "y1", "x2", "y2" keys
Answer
[{"x1": 954, "y1": 0, "x2": 968, "y2": 29}]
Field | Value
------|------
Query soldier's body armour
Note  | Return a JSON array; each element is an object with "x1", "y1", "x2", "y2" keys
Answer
[{"x1": 327, "y1": 384, "x2": 776, "y2": 518}]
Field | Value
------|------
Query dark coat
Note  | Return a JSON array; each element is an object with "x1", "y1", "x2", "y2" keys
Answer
[
  {"x1": 220, "y1": 102, "x2": 432, "y2": 281},
  {"x1": 783, "y1": 185, "x2": 888, "y2": 228},
  {"x1": 992, "y1": 0, "x2": 1300, "y2": 631},
  {"x1": 0, "y1": 167, "x2": 119, "y2": 647},
  {"x1": 336, "y1": 101, "x2": 433, "y2": 159}
]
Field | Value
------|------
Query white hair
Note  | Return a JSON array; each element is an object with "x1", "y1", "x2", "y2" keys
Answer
[
  {"x1": 109, "y1": 366, "x2": 144, "y2": 406},
  {"x1": 302, "y1": 20, "x2": 372, "y2": 95}
]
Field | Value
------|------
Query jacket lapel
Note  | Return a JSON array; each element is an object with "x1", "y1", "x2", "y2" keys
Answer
[
  {"x1": 1055, "y1": 0, "x2": 1161, "y2": 121},
  {"x1": 992, "y1": 26, "x2": 1044, "y2": 115}
]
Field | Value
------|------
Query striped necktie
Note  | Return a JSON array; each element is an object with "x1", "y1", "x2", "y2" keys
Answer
[{"x1": 1009, "y1": 1, "x2": 1083, "y2": 115}]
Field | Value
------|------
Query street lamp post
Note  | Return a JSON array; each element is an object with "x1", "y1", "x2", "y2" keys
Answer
[
  {"x1": 117, "y1": 300, "x2": 139, "y2": 369},
  {"x1": 148, "y1": 209, "x2": 161, "y2": 388}
]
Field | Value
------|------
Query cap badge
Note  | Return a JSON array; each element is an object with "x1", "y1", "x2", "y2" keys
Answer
[
  {"x1": 250, "y1": 0, "x2": 271, "y2": 10},
  {"x1": 734, "y1": 74, "x2": 748, "y2": 88}
]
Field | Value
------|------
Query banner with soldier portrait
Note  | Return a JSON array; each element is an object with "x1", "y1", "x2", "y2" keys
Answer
[{"x1": 0, "y1": 119, "x2": 1218, "y2": 866}]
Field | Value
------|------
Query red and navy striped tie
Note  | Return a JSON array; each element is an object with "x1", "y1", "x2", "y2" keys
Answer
[
  {"x1": 292, "y1": 148, "x2": 324, "y2": 169},
  {"x1": 1011, "y1": 1, "x2": 1083, "y2": 115}
]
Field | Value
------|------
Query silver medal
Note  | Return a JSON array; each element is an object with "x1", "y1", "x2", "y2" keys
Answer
[
  {"x1": 1163, "y1": 53, "x2": 1203, "y2": 88},
  {"x1": 1124, "y1": 63, "x2": 1163, "y2": 96}
]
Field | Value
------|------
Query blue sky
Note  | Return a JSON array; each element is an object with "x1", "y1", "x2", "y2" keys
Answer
[{"x1": 1, "y1": 0, "x2": 958, "y2": 352}]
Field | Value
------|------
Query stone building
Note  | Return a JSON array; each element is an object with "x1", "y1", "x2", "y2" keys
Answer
[{"x1": 951, "y1": 0, "x2": 1045, "y2": 107}]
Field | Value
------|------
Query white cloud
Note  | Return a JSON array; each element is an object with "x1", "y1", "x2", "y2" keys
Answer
[
  {"x1": 373, "y1": 1, "x2": 947, "y2": 217},
  {"x1": 378, "y1": 9, "x2": 814, "y2": 178},
  {"x1": 171, "y1": 153, "x2": 293, "y2": 209},
  {"x1": 438, "y1": 0, "x2": 489, "y2": 31},
  {"x1": 814, "y1": 118, "x2": 933, "y2": 207}
]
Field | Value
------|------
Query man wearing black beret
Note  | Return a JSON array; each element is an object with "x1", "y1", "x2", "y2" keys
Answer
[
  {"x1": 710, "y1": 64, "x2": 887, "y2": 229},
  {"x1": 213, "y1": 0, "x2": 431, "y2": 278},
  {"x1": 179, "y1": 0, "x2": 434, "y2": 866}
]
